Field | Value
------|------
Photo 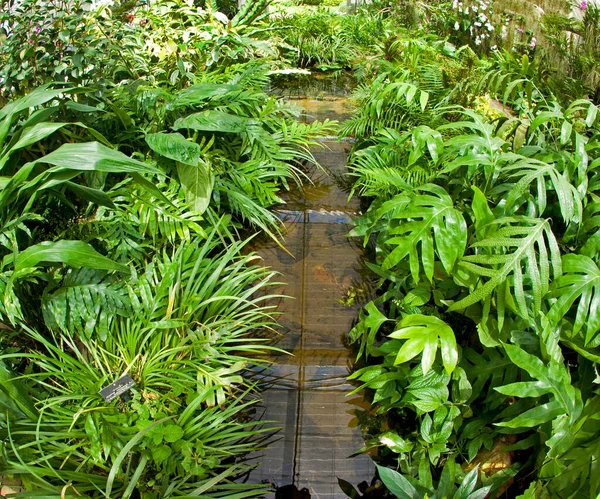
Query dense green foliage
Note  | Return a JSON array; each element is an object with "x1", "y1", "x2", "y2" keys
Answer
[
  {"x1": 344, "y1": 17, "x2": 600, "y2": 498},
  {"x1": 0, "y1": 1, "x2": 334, "y2": 496},
  {"x1": 3, "y1": 0, "x2": 600, "y2": 497}
]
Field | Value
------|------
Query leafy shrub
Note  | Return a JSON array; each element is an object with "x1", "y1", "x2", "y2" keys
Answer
[
  {"x1": 345, "y1": 53, "x2": 600, "y2": 497},
  {"x1": 0, "y1": 0, "x2": 139, "y2": 97}
]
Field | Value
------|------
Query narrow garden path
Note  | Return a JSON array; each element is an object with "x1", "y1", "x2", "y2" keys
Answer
[{"x1": 249, "y1": 90, "x2": 375, "y2": 497}]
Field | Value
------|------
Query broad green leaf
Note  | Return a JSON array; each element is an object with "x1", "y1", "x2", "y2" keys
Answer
[
  {"x1": 163, "y1": 425, "x2": 184, "y2": 443},
  {"x1": 0, "y1": 360, "x2": 37, "y2": 421},
  {"x1": 496, "y1": 400, "x2": 564, "y2": 428},
  {"x1": 0, "y1": 122, "x2": 66, "y2": 170},
  {"x1": 494, "y1": 381, "x2": 551, "y2": 397},
  {"x1": 547, "y1": 254, "x2": 600, "y2": 345},
  {"x1": 586, "y1": 103, "x2": 598, "y2": 127},
  {"x1": 15, "y1": 240, "x2": 129, "y2": 273},
  {"x1": 376, "y1": 464, "x2": 420, "y2": 499},
  {"x1": 390, "y1": 315, "x2": 458, "y2": 375},
  {"x1": 349, "y1": 301, "x2": 389, "y2": 360},
  {"x1": 379, "y1": 431, "x2": 415, "y2": 453},
  {"x1": 151, "y1": 444, "x2": 172, "y2": 464},
  {"x1": 499, "y1": 343, "x2": 582, "y2": 425},
  {"x1": 177, "y1": 158, "x2": 214, "y2": 214},
  {"x1": 174, "y1": 110, "x2": 253, "y2": 133},
  {"x1": 172, "y1": 83, "x2": 241, "y2": 108},
  {"x1": 454, "y1": 467, "x2": 488, "y2": 499},
  {"x1": 8, "y1": 122, "x2": 66, "y2": 153},
  {"x1": 380, "y1": 184, "x2": 467, "y2": 281},
  {"x1": 463, "y1": 347, "x2": 517, "y2": 408},
  {"x1": 64, "y1": 181, "x2": 115, "y2": 208},
  {"x1": 471, "y1": 186, "x2": 494, "y2": 240},
  {"x1": 0, "y1": 85, "x2": 68, "y2": 120},
  {"x1": 145, "y1": 132, "x2": 201, "y2": 167},
  {"x1": 31, "y1": 142, "x2": 160, "y2": 174}
]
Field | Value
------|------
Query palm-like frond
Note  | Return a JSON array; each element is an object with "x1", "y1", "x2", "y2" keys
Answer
[
  {"x1": 548, "y1": 254, "x2": 600, "y2": 346},
  {"x1": 42, "y1": 268, "x2": 131, "y2": 341},
  {"x1": 450, "y1": 217, "x2": 562, "y2": 323},
  {"x1": 349, "y1": 125, "x2": 443, "y2": 196},
  {"x1": 340, "y1": 75, "x2": 430, "y2": 139}
]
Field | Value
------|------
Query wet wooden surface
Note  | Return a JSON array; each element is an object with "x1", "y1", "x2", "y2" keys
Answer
[{"x1": 248, "y1": 93, "x2": 375, "y2": 498}]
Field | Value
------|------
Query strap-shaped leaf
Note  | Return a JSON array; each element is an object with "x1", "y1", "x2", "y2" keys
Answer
[
  {"x1": 389, "y1": 314, "x2": 458, "y2": 375},
  {"x1": 15, "y1": 240, "x2": 129, "y2": 273},
  {"x1": 449, "y1": 217, "x2": 561, "y2": 318},
  {"x1": 547, "y1": 254, "x2": 600, "y2": 345},
  {"x1": 378, "y1": 184, "x2": 467, "y2": 281}
]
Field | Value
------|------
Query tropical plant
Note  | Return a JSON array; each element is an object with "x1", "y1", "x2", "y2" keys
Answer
[
  {"x1": 1, "y1": 235, "x2": 280, "y2": 497},
  {"x1": 345, "y1": 55, "x2": 600, "y2": 496}
]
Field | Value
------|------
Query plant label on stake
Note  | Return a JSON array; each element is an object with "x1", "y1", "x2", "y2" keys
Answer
[{"x1": 99, "y1": 374, "x2": 136, "y2": 403}]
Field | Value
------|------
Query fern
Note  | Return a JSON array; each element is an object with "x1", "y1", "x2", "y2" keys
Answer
[
  {"x1": 450, "y1": 217, "x2": 562, "y2": 322},
  {"x1": 340, "y1": 75, "x2": 430, "y2": 139},
  {"x1": 500, "y1": 157, "x2": 582, "y2": 223},
  {"x1": 42, "y1": 268, "x2": 131, "y2": 341},
  {"x1": 547, "y1": 254, "x2": 600, "y2": 346},
  {"x1": 353, "y1": 184, "x2": 467, "y2": 282},
  {"x1": 349, "y1": 125, "x2": 443, "y2": 197}
]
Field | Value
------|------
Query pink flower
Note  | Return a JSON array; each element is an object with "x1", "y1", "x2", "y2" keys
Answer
[
  {"x1": 517, "y1": 27, "x2": 524, "y2": 33},
  {"x1": 581, "y1": 1, "x2": 587, "y2": 9},
  {"x1": 530, "y1": 36, "x2": 537, "y2": 48}
]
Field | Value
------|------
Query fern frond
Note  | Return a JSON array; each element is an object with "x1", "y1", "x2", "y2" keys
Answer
[
  {"x1": 450, "y1": 217, "x2": 562, "y2": 323},
  {"x1": 42, "y1": 268, "x2": 131, "y2": 340}
]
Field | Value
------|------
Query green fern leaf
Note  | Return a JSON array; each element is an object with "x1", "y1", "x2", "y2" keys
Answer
[
  {"x1": 450, "y1": 217, "x2": 561, "y2": 318},
  {"x1": 501, "y1": 158, "x2": 582, "y2": 223},
  {"x1": 547, "y1": 254, "x2": 600, "y2": 345},
  {"x1": 42, "y1": 268, "x2": 131, "y2": 341},
  {"x1": 377, "y1": 184, "x2": 467, "y2": 282}
]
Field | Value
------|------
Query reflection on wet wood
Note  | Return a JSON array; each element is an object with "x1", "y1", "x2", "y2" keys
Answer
[{"x1": 248, "y1": 90, "x2": 375, "y2": 498}]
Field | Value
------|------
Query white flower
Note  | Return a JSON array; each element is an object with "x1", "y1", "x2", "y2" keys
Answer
[
  {"x1": 453, "y1": 0, "x2": 458, "y2": 8},
  {"x1": 475, "y1": 37, "x2": 482, "y2": 45},
  {"x1": 491, "y1": 45, "x2": 498, "y2": 50},
  {"x1": 470, "y1": 26, "x2": 474, "y2": 34},
  {"x1": 474, "y1": 21, "x2": 482, "y2": 27},
  {"x1": 486, "y1": 23, "x2": 493, "y2": 31},
  {"x1": 465, "y1": 7, "x2": 469, "y2": 14},
  {"x1": 478, "y1": 14, "x2": 487, "y2": 21},
  {"x1": 501, "y1": 25, "x2": 508, "y2": 39},
  {"x1": 458, "y1": 6, "x2": 462, "y2": 12},
  {"x1": 454, "y1": 21, "x2": 460, "y2": 30}
]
